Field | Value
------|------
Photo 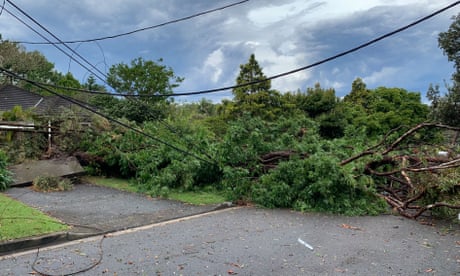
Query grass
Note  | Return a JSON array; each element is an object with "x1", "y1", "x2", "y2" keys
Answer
[
  {"x1": 84, "y1": 176, "x2": 226, "y2": 205},
  {"x1": 83, "y1": 176, "x2": 138, "y2": 193},
  {"x1": 0, "y1": 193, "x2": 68, "y2": 241},
  {"x1": 168, "y1": 190, "x2": 226, "y2": 205}
]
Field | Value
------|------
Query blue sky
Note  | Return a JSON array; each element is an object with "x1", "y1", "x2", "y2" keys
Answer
[{"x1": 1, "y1": 0, "x2": 459, "y2": 103}]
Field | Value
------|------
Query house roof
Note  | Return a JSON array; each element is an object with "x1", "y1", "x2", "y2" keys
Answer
[
  {"x1": 0, "y1": 84, "x2": 44, "y2": 111},
  {"x1": 0, "y1": 84, "x2": 81, "y2": 117},
  {"x1": 36, "y1": 95, "x2": 74, "y2": 116}
]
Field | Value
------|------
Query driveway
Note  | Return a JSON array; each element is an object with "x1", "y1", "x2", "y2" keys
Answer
[{"x1": 3, "y1": 183, "x2": 225, "y2": 235}]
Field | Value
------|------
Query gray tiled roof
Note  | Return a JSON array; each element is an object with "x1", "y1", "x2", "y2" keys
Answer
[
  {"x1": 35, "y1": 95, "x2": 74, "y2": 116},
  {"x1": 0, "y1": 84, "x2": 44, "y2": 111},
  {"x1": 0, "y1": 84, "x2": 90, "y2": 118}
]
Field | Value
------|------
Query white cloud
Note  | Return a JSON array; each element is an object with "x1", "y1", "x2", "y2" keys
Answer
[
  {"x1": 204, "y1": 48, "x2": 224, "y2": 83},
  {"x1": 247, "y1": 1, "x2": 324, "y2": 27},
  {"x1": 363, "y1": 67, "x2": 400, "y2": 86},
  {"x1": 248, "y1": 43, "x2": 311, "y2": 92},
  {"x1": 1, "y1": 0, "x2": 459, "y2": 102}
]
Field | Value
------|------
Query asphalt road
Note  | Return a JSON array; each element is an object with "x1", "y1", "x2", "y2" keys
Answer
[{"x1": 1, "y1": 207, "x2": 459, "y2": 275}]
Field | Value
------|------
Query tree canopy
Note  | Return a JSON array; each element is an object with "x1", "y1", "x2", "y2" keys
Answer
[
  {"x1": 429, "y1": 14, "x2": 460, "y2": 128},
  {"x1": 1, "y1": 27, "x2": 458, "y2": 221},
  {"x1": 0, "y1": 37, "x2": 55, "y2": 88},
  {"x1": 232, "y1": 54, "x2": 271, "y2": 103},
  {"x1": 107, "y1": 57, "x2": 183, "y2": 104}
]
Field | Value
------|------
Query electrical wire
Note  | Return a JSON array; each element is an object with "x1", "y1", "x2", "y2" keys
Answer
[
  {"x1": 4, "y1": 1, "x2": 108, "y2": 82},
  {"x1": 5, "y1": 1, "x2": 216, "y2": 163},
  {"x1": 67, "y1": 41, "x2": 108, "y2": 76},
  {"x1": 13, "y1": 0, "x2": 249, "y2": 45},
  {"x1": 0, "y1": 66, "x2": 216, "y2": 166},
  {"x1": 14, "y1": 0, "x2": 460, "y2": 99},
  {"x1": 167, "y1": 0, "x2": 460, "y2": 96},
  {"x1": 3, "y1": 5, "x2": 107, "y2": 84},
  {"x1": 3, "y1": 0, "x2": 459, "y2": 162},
  {"x1": 0, "y1": 0, "x2": 5, "y2": 17},
  {"x1": 32, "y1": 235, "x2": 106, "y2": 276}
]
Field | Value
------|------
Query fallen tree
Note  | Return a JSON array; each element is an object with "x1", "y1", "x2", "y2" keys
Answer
[{"x1": 341, "y1": 123, "x2": 460, "y2": 219}]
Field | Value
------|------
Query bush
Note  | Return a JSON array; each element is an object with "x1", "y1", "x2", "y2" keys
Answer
[
  {"x1": 252, "y1": 155, "x2": 386, "y2": 215},
  {"x1": 0, "y1": 150, "x2": 13, "y2": 191},
  {"x1": 0, "y1": 106, "x2": 46, "y2": 163},
  {"x1": 32, "y1": 175, "x2": 73, "y2": 192}
]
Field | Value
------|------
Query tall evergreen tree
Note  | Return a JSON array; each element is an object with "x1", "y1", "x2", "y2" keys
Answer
[{"x1": 232, "y1": 54, "x2": 271, "y2": 104}]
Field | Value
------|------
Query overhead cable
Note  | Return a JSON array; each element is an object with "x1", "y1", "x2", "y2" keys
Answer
[
  {"x1": 0, "y1": 0, "x2": 5, "y2": 17},
  {"x1": 167, "y1": 0, "x2": 460, "y2": 97},
  {"x1": 3, "y1": 5, "x2": 107, "y2": 83},
  {"x1": 12, "y1": 0, "x2": 250, "y2": 45},
  {"x1": 4, "y1": 1, "x2": 108, "y2": 82},
  {"x1": 5, "y1": 1, "x2": 216, "y2": 164},
  {"x1": 0, "y1": 66, "x2": 216, "y2": 166},
  {"x1": 24, "y1": 0, "x2": 460, "y2": 98}
]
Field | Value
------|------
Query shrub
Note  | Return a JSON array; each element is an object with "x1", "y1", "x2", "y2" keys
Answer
[
  {"x1": 32, "y1": 175, "x2": 73, "y2": 192},
  {"x1": 0, "y1": 150, "x2": 13, "y2": 191},
  {"x1": 252, "y1": 155, "x2": 386, "y2": 215}
]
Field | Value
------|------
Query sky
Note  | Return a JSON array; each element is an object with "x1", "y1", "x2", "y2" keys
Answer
[{"x1": 1, "y1": 0, "x2": 459, "y2": 103}]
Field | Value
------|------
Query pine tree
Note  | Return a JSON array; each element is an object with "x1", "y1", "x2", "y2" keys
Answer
[{"x1": 232, "y1": 54, "x2": 271, "y2": 104}]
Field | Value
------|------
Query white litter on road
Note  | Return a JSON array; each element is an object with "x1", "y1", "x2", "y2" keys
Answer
[{"x1": 297, "y1": 238, "x2": 314, "y2": 251}]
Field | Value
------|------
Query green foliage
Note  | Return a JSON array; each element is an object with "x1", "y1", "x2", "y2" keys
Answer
[
  {"x1": 233, "y1": 54, "x2": 271, "y2": 103},
  {"x1": 221, "y1": 166, "x2": 252, "y2": 202},
  {"x1": 0, "y1": 150, "x2": 12, "y2": 191},
  {"x1": 0, "y1": 106, "x2": 46, "y2": 163},
  {"x1": 82, "y1": 114, "x2": 222, "y2": 196},
  {"x1": 438, "y1": 14, "x2": 460, "y2": 83},
  {"x1": 1, "y1": 105, "x2": 31, "y2": 121},
  {"x1": 217, "y1": 114, "x2": 319, "y2": 171},
  {"x1": 427, "y1": 14, "x2": 460, "y2": 130},
  {"x1": 318, "y1": 110, "x2": 346, "y2": 139},
  {"x1": 252, "y1": 153, "x2": 385, "y2": 215},
  {"x1": 90, "y1": 94, "x2": 166, "y2": 124},
  {"x1": 103, "y1": 57, "x2": 183, "y2": 123},
  {"x1": 407, "y1": 167, "x2": 460, "y2": 219},
  {"x1": 230, "y1": 54, "x2": 284, "y2": 119},
  {"x1": 300, "y1": 83, "x2": 338, "y2": 117},
  {"x1": 0, "y1": 39, "x2": 55, "y2": 89},
  {"x1": 213, "y1": 112, "x2": 389, "y2": 215},
  {"x1": 344, "y1": 78, "x2": 370, "y2": 107},
  {"x1": 51, "y1": 72, "x2": 82, "y2": 98},
  {"x1": 80, "y1": 122, "x2": 138, "y2": 177},
  {"x1": 343, "y1": 81, "x2": 429, "y2": 137},
  {"x1": 32, "y1": 175, "x2": 73, "y2": 192},
  {"x1": 107, "y1": 57, "x2": 182, "y2": 104},
  {"x1": 50, "y1": 108, "x2": 89, "y2": 153}
]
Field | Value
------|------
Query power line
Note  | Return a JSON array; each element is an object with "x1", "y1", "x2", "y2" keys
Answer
[
  {"x1": 2, "y1": 0, "x2": 456, "y2": 166},
  {"x1": 11, "y1": 0, "x2": 250, "y2": 45},
  {"x1": 4, "y1": 1, "x2": 108, "y2": 82},
  {"x1": 168, "y1": 0, "x2": 460, "y2": 96},
  {"x1": 0, "y1": 0, "x2": 5, "y2": 17},
  {"x1": 4, "y1": 0, "x2": 217, "y2": 165},
  {"x1": 0, "y1": 66, "x2": 217, "y2": 166},
  {"x1": 6, "y1": 1, "x2": 217, "y2": 163},
  {"x1": 3, "y1": 5, "x2": 107, "y2": 84},
  {"x1": 22, "y1": 0, "x2": 460, "y2": 99}
]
